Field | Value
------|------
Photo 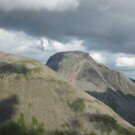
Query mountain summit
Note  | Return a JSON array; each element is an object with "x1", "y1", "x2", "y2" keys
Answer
[{"x1": 46, "y1": 51, "x2": 135, "y2": 126}]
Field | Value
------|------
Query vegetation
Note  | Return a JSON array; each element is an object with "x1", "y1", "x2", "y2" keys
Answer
[
  {"x1": 89, "y1": 130, "x2": 97, "y2": 135},
  {"x1": 0, "y1": 63, "x2": 29, "y2": 75},
  {"x1": 0, "y1": 113, "x2": 44, "y2": 135},
  {"x1": 89, "y1": 114, "x2": 135, "y2": 135},
  {"x1": 94, "y1": 99, "x2": 101, "y2": 105},
  {"x1": 67, "y1": 99, "x2": 85, "y2": 111}
]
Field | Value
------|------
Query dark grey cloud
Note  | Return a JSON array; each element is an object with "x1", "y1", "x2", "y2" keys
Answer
[{"x1": 0, "y1": 0, "x2": 135, "y2": 54}]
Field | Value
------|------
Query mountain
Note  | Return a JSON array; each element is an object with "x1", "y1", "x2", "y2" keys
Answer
[
  {"x1": 0, "y1": 52, "x2": 135, "y2": 135},
  {"x1": 46, "y1": 51, "x2": 135, "y2": 127},
  {"x1": 130, "y1": 78, "x2": 135, "y2": 83}
]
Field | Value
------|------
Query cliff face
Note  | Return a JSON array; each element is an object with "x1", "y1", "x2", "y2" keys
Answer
[{"x1": 46, "y1": 51, "x2": 135, "y2": 126}]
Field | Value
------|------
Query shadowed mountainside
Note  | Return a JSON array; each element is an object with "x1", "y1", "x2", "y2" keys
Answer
[
  {"x1": 86, "y1": 88, "x2": 135, "y2": 126},
  {"x1": 46, "y1": 51, "x2": 135, "y2": 126},
  {"x1": 130, "y1": 78, "x2": 135, "y2": 83},
  {"x1": 0, "y1": 95, "x2": 19, "y2": 126}
]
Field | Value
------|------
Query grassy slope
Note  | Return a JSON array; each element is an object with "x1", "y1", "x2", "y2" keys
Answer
[{"x1": 0, "y1": 52, "x2": 135, "y2": 135}]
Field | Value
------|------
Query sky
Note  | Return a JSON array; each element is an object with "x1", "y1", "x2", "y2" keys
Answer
[{"x1": 0, "y1": 0, "x2": 135, "y2": 79}]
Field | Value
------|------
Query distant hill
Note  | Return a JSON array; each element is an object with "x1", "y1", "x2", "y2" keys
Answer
[
  {"x1": 1, "y1": 52, "x2": 134, "y2": 135},
  {"x1": 46, "y1": 51, "x2": 135, "y2": 127}
]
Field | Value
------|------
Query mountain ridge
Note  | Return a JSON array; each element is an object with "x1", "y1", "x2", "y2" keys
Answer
[{"x1": 46, "y1": 51, "x2": 135, "y2": 126}]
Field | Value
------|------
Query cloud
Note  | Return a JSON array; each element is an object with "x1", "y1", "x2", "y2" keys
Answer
[
  {"x1": 0, "y1": 28, "x2": 40, "y2": 53},
  {"x1": 0, "y1": 0, "x2": 135, "y2": 54},
  {"x1": 116, "y1": 55, "x2": 135, "y2": 67},
  {"x1": 0, "y1": 0, "x2": 80, "y2": 12},
  {"x1": 0, "y1": 28, "x2": 85, "y2": 62},
  {"x1": 40, "y1": 38, "x2": 85, "y2": 51},
  {"x1": 90, "y1": 51, "x2": 106, "y2": 64}
]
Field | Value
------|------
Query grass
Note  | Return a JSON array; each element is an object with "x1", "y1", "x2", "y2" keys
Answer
[
  {"x1": 94, "y1": 99, "x2": 101, "y2": 105},
  {"x1": 89, "y1": 114, "x2": 135, "y2": 135},
  {"x1": 0, "y1": 63, "x2": 29, "y2": 77},
  {"x1": 0, "y1": 60, "x2": 43, "y2": 81},
  {"x1": 67, "y1": 99, "x2": 85, "y2": 112},
  {"x1": 47, "y1": 129, "x2": 97, "y2": 135},
  {"x1": 19, "y1": 60, "x2": 39, "y2": 66},
  {"x1": 0, "y1": 113, "x2": 44, "y2": 135},
  {"x1": 89, "y1": 130, "x2": 97, "y2": 135}
]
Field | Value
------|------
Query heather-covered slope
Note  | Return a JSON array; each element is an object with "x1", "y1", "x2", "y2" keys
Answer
[
  {"x1": 46, "y1": 51, "x2": 135, "y2": 126},
  {"x1": 0, "y1": 52, "x2": 135, "y2": 135}
]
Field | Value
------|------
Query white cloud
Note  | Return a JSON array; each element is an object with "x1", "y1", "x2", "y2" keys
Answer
[
  {"x1": 0, "y1": 0, "x2": 80, "y2": 12},
  {"x1": 116, "y1": 54, "x2": 135, "y2": 67},
  {"x1": 41, "y1": 38, "x2": 85, "y2": 52},
  {"x1": 90, "y1": 51, "x2": 106, "y2": 64},
  {"x1": 0, "y1": 28, "x2": 40, "y2": 53},
  {"x1": 0, "y1": 28, "x2": 85, "y2": 60}
]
